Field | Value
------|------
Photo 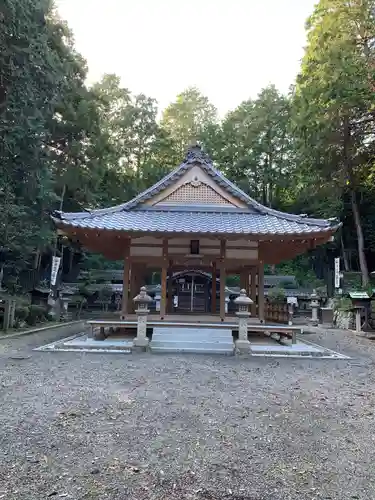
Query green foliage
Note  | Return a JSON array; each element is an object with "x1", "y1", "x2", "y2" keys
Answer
[
  {"x1": 216, "y1": 85, "x2": 295, "y2": 208},
  {"x1": 276, "y1": 258, "x2": 324, "y2": 288},
  {"x1": 267, "y1": 287, "x2": 286, "y2": 303},
  {"x1": 15, "y1": 306, "x2": 29, "y2": 323},
  {"x1": 80, "y1": 253, "x2": 123, "y2": 271},
  {"x1": 2, "y1": 0, "x2": 375, "y2": 291},
  {"x1": 226, "y1": 275, "x2": 239, "y2": 287},
  {"x1": 334, "y1": 296, "x2": 352, "y2": 312},
  {"x1": 27, "y1": 304, "x2": 47, "y2": 325},
  {"x1": 292, "y1": 0, "x2": 375, "y2": 286},
  {"x1": 161, "y1": 87, "x2": 218, "y2": 156}
]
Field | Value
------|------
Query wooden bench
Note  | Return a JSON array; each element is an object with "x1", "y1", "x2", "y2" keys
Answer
[{"x1": 87, "y1": 319, "x2": 301, "y2": 344}]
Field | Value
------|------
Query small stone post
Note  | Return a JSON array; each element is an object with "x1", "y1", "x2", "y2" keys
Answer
[
  {"x1": 3, "y1": 299, "x2": 16, "y2": 331},
  {"x1": 225, "y1": 295, "x2": 230, "y2": 314},
  {"x1": 154, "y1": 292, "x2": 161, "y2": 312},
  {"x1": 353, "y1": 305, "x2": 362, "y2": 333},
  {"x1": 310, "y1": 289, "x2": 320, "y2": 326},
  {"x1": 234, "y1": 289, "x2": 253, "y2": 353},
  {"x1": 133, "y1": 286, "x2": 152, "y2": 348}
]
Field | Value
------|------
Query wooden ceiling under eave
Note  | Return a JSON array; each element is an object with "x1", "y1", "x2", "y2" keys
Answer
[{"x1": 57, "y1": 223, "x2": 335, "y2": 265}]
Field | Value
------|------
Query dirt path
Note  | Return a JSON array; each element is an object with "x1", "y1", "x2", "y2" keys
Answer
[{"x1": 1, "y1": 327, "x2": 375, "y2": 499}]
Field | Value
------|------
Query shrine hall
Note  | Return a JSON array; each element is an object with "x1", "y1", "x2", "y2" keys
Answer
[{"x1": 53, "y1": 145, "x2": 340, "y2": 323}]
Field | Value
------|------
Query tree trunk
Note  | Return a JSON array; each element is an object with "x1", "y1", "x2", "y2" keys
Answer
[
  {"x1": 343, "y1": 118, "x2": 369, "y2": 287},
  {"x1": 34, "y1": 249, "x2": 41, "y2": 271},
  {"x1": 351, "y1": 189, "x2": 369, "y2": 287},
  {"x1": 340, "y1": 235, "x2": 350, "y2": 272},
  {"x1": 0, "y1": 263, "x2": 4, "y2": 290}
]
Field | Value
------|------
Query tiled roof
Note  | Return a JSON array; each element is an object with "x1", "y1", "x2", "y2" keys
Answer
[
  {"x1": 55, "y1": 209, "x2": 338, "y2": 236},
  {"x1": 53, "y1": 145, "x2": 341, "y2": 237}
]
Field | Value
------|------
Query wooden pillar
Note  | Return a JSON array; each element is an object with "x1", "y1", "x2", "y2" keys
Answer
[
  {"x1": 258, "y1": 263, "x2": 265, "y2": 323},
  {"x1": 160, "y1": 265, "x2": 167, "y2": 319},
  {"x1": 219, "y1": 240, "x2": 226, "y2": 321},
  {"x1": 167, "y1": 263, "x2": 173, "y2": 313},
  {"x1": 121, "y1": 257, "x2": 130, "y2": 318},
  {"x1": 130, "y1": 264, "x2": 143, "y2": 313},
  {"x1": 211, "y1": 261, "x2": 217, "y2": 314},
  {"x1": 128, "y1": 263, "x2": 135, "y2": 313},
  {"x1": 240, "y1": 269, "x2": 247, "y2": 291},
  {"x1": 250, "y1": 266, "x2": 257, "y2": 318},
  {"x1": 219, "y1": 265, "x2": 226, "y2": 321},
  {"x1": 160, "y1": 239, "x2": 168, "y2": 319}
]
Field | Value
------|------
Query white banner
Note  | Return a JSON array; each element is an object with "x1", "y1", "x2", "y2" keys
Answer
[
  {"x1": 334, "y1": 257, "x2": 340, "y2": 288},
  {"x1": 50, "y1": 256, "x2": 61, "y2": 286}
]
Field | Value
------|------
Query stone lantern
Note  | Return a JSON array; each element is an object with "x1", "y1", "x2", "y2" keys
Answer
[
  {"x1": 60, "y1": 293, "x2": 70, "y2": 320},
  {"x1": 310, "y1": 289, "x2": 320, "y2": 325},
  {"x1": 133, "y1": 286, "x2": 152, "y2": 348},
  {"x1": 234, "y1": 289, "x2": 253, "y2": 353}
]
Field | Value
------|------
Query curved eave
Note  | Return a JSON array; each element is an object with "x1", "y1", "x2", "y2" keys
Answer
[
  {"x1": 51, "y1": 144, "x2": 338, "y2": 229},
  {"x1": 54, "y1": 217, "x2": 340, "y2": 241}
]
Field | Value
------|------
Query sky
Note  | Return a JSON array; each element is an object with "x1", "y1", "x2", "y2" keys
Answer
[{"x1": 56, "y1": 0, "x2": 316, "y2": 116}]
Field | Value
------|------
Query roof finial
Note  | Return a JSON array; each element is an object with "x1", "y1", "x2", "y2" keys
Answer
[{"x1": 185, "y1": 142, "x2": 212, "y2": 165}]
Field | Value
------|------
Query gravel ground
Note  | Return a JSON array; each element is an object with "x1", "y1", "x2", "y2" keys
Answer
[{"x1": 1, "y1": 327, "x2": 375, "y2": 500}]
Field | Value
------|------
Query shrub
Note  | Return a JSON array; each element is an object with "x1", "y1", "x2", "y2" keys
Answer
[
  {"x1": 268, "y1": 287, "x2": 286, "y2": 303},
  {"x1": 27, "y1": 305, "x2": 47, "y2": 326},
  {"x1": 15, "y1": 306, "x2": 29, "y2": 322},
  {"x1": 334, "y1": 296, "x2": 352, "y2": 312}
]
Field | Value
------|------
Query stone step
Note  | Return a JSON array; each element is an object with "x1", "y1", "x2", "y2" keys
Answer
[
  {"x1": 150, "y1": 326, "x2": 234, "y2": 355},
  {"x1": 152, "y1": 333, "x2": 232, "y2": 342},
  {"x1": 151, "y1": 340, "x2": 234, "y2": 350},
  {"x1": 150, "y1": 346, "x2": 234, "y2": 355},
  {"x1": 153, "y1": 327, "x2": 232, "y2": 337}
]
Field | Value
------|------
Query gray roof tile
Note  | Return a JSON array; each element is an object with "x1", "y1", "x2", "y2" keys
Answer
[
  {"x1": 53, "y1": 145, "x2": 341, "y2": 237},
  {"x1": 56, "y1": 210, "x2": 336, "y2": 236}
]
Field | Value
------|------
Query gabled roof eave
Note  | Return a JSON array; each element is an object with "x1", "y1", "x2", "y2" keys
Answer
[{"x1": 53, "y1": 145, "x2": 341, "y2": 230}]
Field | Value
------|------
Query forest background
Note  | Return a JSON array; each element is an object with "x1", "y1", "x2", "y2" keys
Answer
[{"x1": 1, "y1": 0, "x2": 375, "y2": 291}]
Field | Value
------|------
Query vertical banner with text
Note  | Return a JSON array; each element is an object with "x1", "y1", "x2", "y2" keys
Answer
[
  {"x1": 334, "y1": 257, "x2": 340, "y2": 289},
  {"x1": 50, "y1": 256, "x2": 61, "y2": 287}
]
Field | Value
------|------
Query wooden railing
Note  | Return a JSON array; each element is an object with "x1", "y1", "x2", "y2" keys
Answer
[{"x1": 264, "y1": 301, "x2": 289, "y2": 324}]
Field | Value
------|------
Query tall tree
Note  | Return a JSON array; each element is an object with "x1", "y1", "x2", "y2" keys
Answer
[
  {"x1": 217, "y1": 85, "x2": 294, "y2": 208},
  {"x1": 161, "y1": 87, "x2": 218, "y2": 155},
  {"x1": 293, "y1": 0, "x2": 375, "y2": 286},
  {"x1": 0, "y1": 0, "x2": 107, "y2": 283},
  {"x1": 91, "y1": 75, "x2": 162, "y2": 199},
  {"x1": 0, "y1": 0, "x2": 65, "y2": 280}
]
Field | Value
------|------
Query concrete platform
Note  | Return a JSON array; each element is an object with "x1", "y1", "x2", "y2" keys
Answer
[
  {"x1": 249, "y1": 339, "x2": 348, "y2": 358},
  {"x1": 35, "y1": 330, "x2": 348, "y2": 359},
  {"x1": 36, "y1": 334, "x2": 133, "y2": 353}
]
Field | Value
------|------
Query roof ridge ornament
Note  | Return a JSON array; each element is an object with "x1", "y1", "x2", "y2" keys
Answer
[{"x1": 184, "y1": 143, "x2": 212, "y2": 165}]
